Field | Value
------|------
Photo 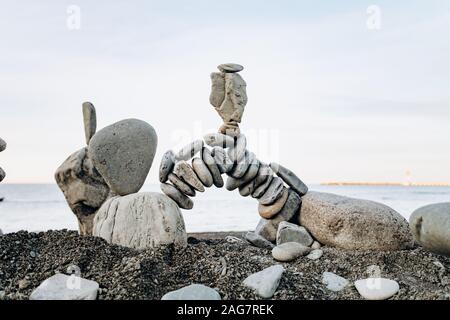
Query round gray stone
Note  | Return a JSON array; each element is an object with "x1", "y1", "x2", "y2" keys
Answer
[
  {"x1": 160, "y1": 183, "x2": 194, "y2": 210},
  {"x1": 159, "y1": 150, "x2": 176, "y2": 183},
  {"x1": 88, "y1": 119, "x2": 158, "y2": 196}
]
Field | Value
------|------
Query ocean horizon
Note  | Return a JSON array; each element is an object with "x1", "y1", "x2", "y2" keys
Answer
[{"x1": 1, "y1": 183, "x2": 449, "y2": 234}]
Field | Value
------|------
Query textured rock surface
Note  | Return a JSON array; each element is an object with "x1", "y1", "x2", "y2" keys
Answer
[
  {"x1": 82, "y1": 102, "x2": 97, "y2": 145},
  {"x1": 258, "y1": 188, "x2": 289, "y2": 219},
  {"x1": 354, "y1": 278, "x2": 399, "y2": 300},
  {"x1": 322, "y1": 272, "x2": 349, "y2": 292},
  {"x1": 159, "y1": 150, "x2": 176, "y2": 183},
  {"x1": 409, "y1": 203, "x2": 450, "y2": 256},
  {"x1": 258, "y1": 177, "x2": 284, "y2": 205},
  {"x1": 55, "y1": 147, "x2": 110, "y2": 235},
  {"x1": 243, "y1": 265, "x2": 284, "y2": 299},
  {"x1": 88, "y1": 119, "x2": 157, "y2": 196},
  {"x1": 162, "y1": 284, "x2": 221, "y2": 300},
  {"x1": 270, "y1": 162, "x2": 308, "y2": 196},
  {"x1": 167, "y1": 173, "x2": 195, "y2": 197},
  {"x1": 276, "y1": 221, "x2": 314, "y2": 246},
  {"x1": 29, "y1": 274, "x2": 99, "y2": 300},
  {"x1": 272, "y1": 242, "x2": 311, "y2": 262},
  {"x1": 175, "y1": 140, "x2": 204, "y2": 161},
  {"x1": 300, "y1": 192, "x2": 413, "y2": 250},
  {"x1": 160, "y1": 183, "x2": 194, "y2": 210},
  {"x1": 228, "y1": 135, "x2": 246, "y2": 162},
  {"x1": 173, "y1": 161, "x2": 205, "y2": 192},
  {"x1": 255, "y1": 190, "x2": 302, "y2": 242},
  {"x1": 245, "y1": 232, "x2": 275, "y2": 250},
  {"x1": 93, "y1": 192, "x2": 187, "y2": 249}
]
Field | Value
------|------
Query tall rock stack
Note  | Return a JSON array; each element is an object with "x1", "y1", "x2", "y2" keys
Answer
[
  {"x1": 0, "y1": 137, "x2": 6, "y2": 183},
  {"x1": 159, "y1": 63, "x2": 309, "y2": 244}
]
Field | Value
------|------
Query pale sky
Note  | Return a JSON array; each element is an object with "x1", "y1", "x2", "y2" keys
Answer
[{"x1": 1, "y1": 0, "x2": 450, "y2": 184}]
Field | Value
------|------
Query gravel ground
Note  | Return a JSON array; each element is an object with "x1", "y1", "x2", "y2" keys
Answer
[{"x1": 0, "y1": 230, "x2": 449, "y2": 300}]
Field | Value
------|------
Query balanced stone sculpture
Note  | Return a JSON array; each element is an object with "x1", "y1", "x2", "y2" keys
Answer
[{"x1": 0, "y1": 137, "x2": 6, "y2": 183}]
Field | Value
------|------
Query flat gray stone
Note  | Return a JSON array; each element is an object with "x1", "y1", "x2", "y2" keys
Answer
[
  {"x1": 88, "y1": 119, "x2": 157, "y2": 196},
  {"x1": 201, "y1": 147, "x2": 224, "y2": 188},
  {"x1": 276, "y1": 221, "x2": 313, "y2": 246},
  {"x1": 29, "y1": 274, "x2": 99, "y2": 300},
  {"x1": 162, "y1": 284, "x2": 221, "y2": 300},
  {"x1": 192, "y1": 158, "x2": 213, "y2": 187},
  {"x1": 239, "y1": 180, "x2": 256, "y2": 197},
  {"x1": 272, "y1": 242, "x2": 310, "y2": 262},
  {"x1": 300, "y1": 192, "x2": 413, "y2": 250},
  {"x1": 212, "y1": 147, "x2": 233, "y2": 173},
  {"x1": 204, "y1": 133, "x2": 234, "y2": 148},
  {"x1": 82, "y1": 102, "x2": 97, "y2": 145},
  {"x1": 159, "y1": 150, "x2": 176, "y2": 183},
  {"x1": 252, "y1": 174, "x2": 273, "y2": 199},
  {"x1": 218, "y1": 63, "x2": 244, "y2": 73},
  {"x1": 225, "y1": 176, "x2": 240, "y2": 191},
  {"x1": 255, "y1": 189, "x2": 302, "y2": 242},
  {"x1": 322, "y1": 272, "x2": 349, "y2": 292},
  {"x1": 175, "y1": 140, "x2": 204, "y2": 161},
  {"x1": 243, "y1": 265, "x2": 284, "y2": 299},
  {"x1": 410, "y1": 203, "x2": 450, "y2": 256},
  {"x1": 245, "y1": 232, "x2": 274, "y2": 250},
  {"x1": 354, "y1": 278, "x2": 399, "y2": 300},
  {"x1": 168, "y1": 173, "x2": 195, "y2": 197},
  {"x1": 253, "y1": 163, "x2": 273, "y2": 189},
  {"x1": 93, "y1": 192, "x2": 187, "y2": 249},
  {"x1": 229, "y1": 151, "x2": 253, "y2": 179},
  {"x1": 228, "y1": 134, "x2": 246, "y2": 163},
  {"x1": 160, "y1": 183, "x2": 194, "y2": 210},
  {"x1": 270, "y1": 162, "x2": 308, "y2": 196},
  {"x1": 258, "y1": 188, "x2": 289, "y2": 218},
  {"x1": 311, "y1": 241, "x2": 322, "y2": 249},
  {"x1": 306, "y1": 249, "x2": 323, "y2": 260},
  {"x1": 237, "y1": 154, "x2": 260, "y2": 184},
  {"x1": 258, "y1": 177, "x2": 284, "y2": 205},
  {"x1": 173, "y1": 160, "x2": 205, "y2": 192}
]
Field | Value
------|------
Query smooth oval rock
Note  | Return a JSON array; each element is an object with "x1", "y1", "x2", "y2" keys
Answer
[
  {"x1": 159, "y1": 150, "x2": 176, "y2": 183},
  {"x1": 253, "y1": 163, "x2": 272, "y2": 189},
  {"x1": 243, "y1": 265, "x2": 284, "y2": 299},
  {"x1": 173, "y1": 160, "x2": 205, "y2": 192},
  {"x1": 93, "y1": 192, "x2": 187, "y2": 249},
  {"x1": 258, "y1": 188, "x2": 289, "y2": 218},
  {"x1": 245, "y1": 232, "x2": 275, "y2": 250},
  {"x1": 218, "y1": 63, "x2": 244, "y2": 73},
  {"x1": 272, "y1": 242, "x2": 310, "y2": 262},
  {"x1": 229, "y1": 151, "x2": 253, "y2": 179},
  {"x1": 409, "y1": 202, "x2": 450, "y2": 256},
  {"x1": 0, "y1": 137, "x2": 6, "y2": 152},
  {"x1": 192, "y1": 158, "x2": 213, "y2": 187},
  {"x1": 227, "y1": 134, "x2": 246, "y2": 163},
  {"x1": 212, "y1": 147, "x2": 233, "y2": 173},
  {"x1": 160, "y1": 183, "x2": 194, "y2": 210},
  {"x1": 238, "y1": 154, "x2": 260, "y2": 184},
  {"x1": 276, "y1": 221, "x2": 314, "y2": 246},
  {"x1": 161, "y1": 284, "x2": 221, "y2": 300},
  {"x1": 88, "y1": 119, "x2": 157, "y2": 196},
  {"x1": 306, "y1": 249, "x2": 323, "y2": 260},
  {"x1": 300, "y1": 192, "x2": 413, "y2": 250},
  {"x1": 168, "y1": 173, "x2": 195, "y2": 197},
  {"x1": 258, "y1": 177, "x2": 284, "y2": 205},
  {"x1": 29, "y1": 274, "x2": 99, "y2": 300},
  {"x1": 270, "y1": 162, "x2": 308, "y2": 196},
  {"x1": 354, "y1": 278, "x2": 399, "y2": 300},
  {"x1": 201, "y1": 147, "x2": 224, "y2": 188},
  {"x1": 322, "y1": 272, "x2": 349, "y2": 292},
  {"x1": 175, "y1": 140, "x2": 204, "y2": 161},
  {"x1": 255, "y1": 189, "x2": 302, "y2": 242},
  {"x1": 82, "y1": 102, "x2": 97, "y2": 145},
  {"x1": 204, "y1": 133, "x2": 234, "y2": 148}
]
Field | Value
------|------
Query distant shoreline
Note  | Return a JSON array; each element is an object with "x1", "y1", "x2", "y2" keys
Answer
[{"x1": 321, "y1": 182, "x2": 450, "y2": 187}]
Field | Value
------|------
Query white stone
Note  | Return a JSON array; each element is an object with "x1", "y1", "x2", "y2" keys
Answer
[
  {"x1": 243, "y1": 265, "x2": 284, "y2": 298},
  {"x1": 93, "y1": 192, "x2": 187, "y2": 250},
  {"x1": 29, "y1": 274, "x2": 99, "y2": 300},
  {"x1": 322, "y1": 272, "x2": 349, "y2": 292},
  {"x1": 354, "y1": 278, "x2": 399, "y2": 300},
  {"x1": 161, "y1": 284, "x2": 221, "y2": 300},
  {"x1": 311, "y1": 241, "x2": 322, "y2": 249},
  {"x1": 175, "y1": 140, "x2": 204, "y2": 161},
  {"x1": 306, "y1": 249, "x2": 323, "y2": 260}
]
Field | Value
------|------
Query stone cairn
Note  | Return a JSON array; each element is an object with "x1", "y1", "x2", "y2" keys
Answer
[
  {"x1": 159, "y1": 63, "x2": 309, "y2": 244},
  {"x1": 0, "y1": 137, "x2": 5, "y2": 183}
]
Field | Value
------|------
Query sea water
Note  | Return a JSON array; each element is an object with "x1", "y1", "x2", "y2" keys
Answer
[{"x1": 0, "y1": 184, "x2": 449, "y2": 234}]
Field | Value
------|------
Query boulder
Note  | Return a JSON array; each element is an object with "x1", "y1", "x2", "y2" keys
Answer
[
  {"x1": 161, "y1": 284, "x2": 221, "y2": 300},
  {"x1": 300, "y1": 192, "x2": 413, "y2": 250},
  {"x1": 93, "y1": 192, "x2": 187, "y2": 250},
  {"x1": 409, "y1": 203, "x2": 450, "y2": 256},
  {"x1": 55, "y1": 147, "x2": 110, "y2": 235},
  {"x1": 29, "y1": 274, "x2": 99, "y2": 300},
  {"x1": 88, "y1": 119, "x2": 157, "y2": 196}
]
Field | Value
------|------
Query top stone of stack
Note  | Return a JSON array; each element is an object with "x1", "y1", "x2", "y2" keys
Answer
[{"x1": 217, "y1": 63, "x2": 244, "y2": 73}]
